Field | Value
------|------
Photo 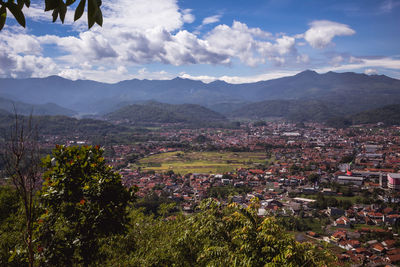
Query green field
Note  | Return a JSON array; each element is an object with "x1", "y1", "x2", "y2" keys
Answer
[{"x1": 132, "y1": 151, "x2": 271, "y2": 175}]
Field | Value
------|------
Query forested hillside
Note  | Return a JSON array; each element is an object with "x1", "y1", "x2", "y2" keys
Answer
[
  {"x1": 0, "y1": 97, "x2": 77, "y2": 116},
  {"x1": 106, "y1": 102, "x2": 227, "y2": 124}
]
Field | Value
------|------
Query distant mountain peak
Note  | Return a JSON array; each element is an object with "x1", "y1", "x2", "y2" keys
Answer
[
  {"x1": 46, "y1": 75, "x2": 68, "y2": 80},
  {"x1": 296, "y1": 69, "x2": 318, "y2": 76},
  {"x1": 209, "y1": 80, "x2": 228, "y2": 85}
]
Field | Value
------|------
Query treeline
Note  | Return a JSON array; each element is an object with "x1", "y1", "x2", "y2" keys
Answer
[{"x1": 0, "y1": 113, "x2": 157, "y2": 145}]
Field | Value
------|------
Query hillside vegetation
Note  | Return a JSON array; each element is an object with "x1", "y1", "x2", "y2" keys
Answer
[
  {"x1": 0, "y1": 113, "x2": 129, "y2": 137},
  {"x1": 0, "y1": 97, "x2": 77, "y2": 116},
  {"x1": 230, "y1": 99, "x2": 339, "y2": 122},
  {"x1": 327, "y1": 104, "x2": 400, "y2": 127},
  {"x1": 106, "y1": 101, "x2": 227, "y2": 125}
]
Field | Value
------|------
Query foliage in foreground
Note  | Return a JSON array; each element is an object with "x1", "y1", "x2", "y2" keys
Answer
[
  {"x1": 0, "y1": 145, "x2": 335, "y2": 266},
  {"x1": 36, "y1": 145, "x2": 134, "y2": 266},
  {"x1": 101, "y1": 199, "x2": 336, "y2": 266}
]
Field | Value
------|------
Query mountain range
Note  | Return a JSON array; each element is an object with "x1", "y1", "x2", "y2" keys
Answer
[{"x1": 1, "y1": 70, "x2": 400, "y2": 125}]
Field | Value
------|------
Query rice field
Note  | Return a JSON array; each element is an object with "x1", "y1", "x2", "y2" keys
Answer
[{"x1": 132, "y1": 151, "x2": 273, "y2": 175}]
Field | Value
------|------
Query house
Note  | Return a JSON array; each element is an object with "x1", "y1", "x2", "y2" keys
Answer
[
  {"x1": 387, "y1": 248, "x2": 400, "y2": 255},
  {"x1": 337, "y1": 175, "x2": 364, "y2": 185},
  {"x1": 386, "y1": 254, "x2": 400, "y2": 264},
  {"x1": 334, "y1": 216, "x2": 351, "y2": 228},
  {"x1": 331, "y1": 230, "x2": 347, "y2": 242},
  {"x1": 385, "y1": 214, "x2": 400, "y2": 225},
  {"x1": 372, "y1": 243, "x2": 385, "y2": 254},
  {"x1": 388, "y1": 173, "x2": 400, "y2": 190},
  {"x1": 338, "y1": 239, "x2": 360, "y2": 250},
  {"x1": 382, "y1": 239, "x2": 396, "y2": 250}
]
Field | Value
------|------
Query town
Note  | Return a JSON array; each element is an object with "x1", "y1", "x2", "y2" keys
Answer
[{"x1": 35, "y1": 120, "x2": 400, "y2": 266}]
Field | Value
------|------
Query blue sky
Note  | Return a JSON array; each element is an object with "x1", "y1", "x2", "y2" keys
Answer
[{"x1": 0, "y1": 0, "x2": 399, "y2": 83}]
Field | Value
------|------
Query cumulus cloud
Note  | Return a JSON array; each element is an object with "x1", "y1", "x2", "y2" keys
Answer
[
  {"x1": 0, "y1": 51, "x2": 57, "y2": 78},
  {"x1": 35, "y1": 13, "x2": 294, "y2": 69},
  {"x1": 304, "y1": 20, "x2": 355, "y2": 49},
  {"x1": 206, "y1": 21, "x2": 291, "y2": 66},
  {"x1": 39, "y1": 32, "x2": 118, "y2": 62},
  {"x1": 1, "y1": 0, "x2": 376, "y2": 82},
  {"x1": 202, "y1": 15, "x2": 222, "y2": 26},
  {"x1": 0, "y1": 29, "x2": 57, "y2": 78},
  {"x1": 182, "y1": 9, "x2": 195, "y2": 23},
  {"x1": 102, "y1": 0, "x2": 186, "y2": 32}
]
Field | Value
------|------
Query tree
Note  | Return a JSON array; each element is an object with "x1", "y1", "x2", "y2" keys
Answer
[
  {"x1": 0, "y1": 0, "x2": 103, "y2": 31},
  {"x1": 99, "y1": 198, "x2": 335, "y2": 266},
  {"x1": 2, "y1": 113, "x2": 41, "y2": 267},
  {"x1": 173, "y1": 198, "x2": 336, "y2": 266},
  {"x1": 308, "y1": 173, "x2": 320, "y2": 184},
  {"x1": 36, "y1": 145, "x2": 135, "y2": 266}
]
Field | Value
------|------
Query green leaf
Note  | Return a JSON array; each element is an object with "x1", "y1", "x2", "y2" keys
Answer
[
  {"x1": 45, "y1": 0, "x2": 58, "y2": 11},
  {"x1": 58, "y1": 0, "x2": 67, "y2": 23},
  {"x1": 52, "y1": 8, "x2": 59, "y2": 22},
  {"x1": 87, "y1": 0, "x2": 97, "y2": 28},
  {"x1": 17, "y1": 0, "x2": 24, "y2": 9},
  {"x1": 0, "y1": 6, "x2": 6, "y2": 31},
  {"x1": 66, "y1": 0, "x2": 76, "y2": 6},
  {"x1": 94, "y1": 6, "x2": 102, "y2": 26},
  {"x1": 74, "y1": 0, "x2": 85, "y2": 21},
  {"x1": 24, "y1": 0, "x2": 30, "y2": 8},
  {"x1": 6, "y1": 2, "x2": 25, "y2": 27}
]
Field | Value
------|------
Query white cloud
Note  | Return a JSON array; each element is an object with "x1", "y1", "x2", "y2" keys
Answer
[
  {"x1": 296, "y1": 54, "x2": 310, "y2": 64},
  {"x1": 0, "y1": 29, "x2": 57, "y2": 78},
  {"x1": 364, "y1": 68, "x2": 378, "y2": 75},
  {"x1": 182, "y1": 9, "x2": 195, "y2": 23},
  {"x1": 202, "y1": 15, "x2": 222, "y2": 26},
  {"x1": 316, "y1": 57, "x2": 400, "y2": 73},
  {"x1": 1, "y1": 31, "x2": 42, "y2": 55},
  {"x1": 0, "y1": 51, "x2": 57, "y2": 78},
  {"x1": 34, "y1": 14, "x2": 294, "y2": 69},
  {"x1": 56, "y1": 66, "x2": 173, "y2": 83},
  {"x1": 39, "y1": 32, "x2": 118, "y2": 62},
  {"x1": 304, "y1": 20, "x2": 355, "y2": 49},
  {"x1": 179, "y1": 70, "x2": 300, "y2": 84},
  {"x1": 102, "y1": 0, "x2": 185, "y2": 32},
  {"x1": 206, "y1": 21, "x2": 291, "y2": 66},
  {"x1": 330, "y1": 55, "x2": 344, "y2": 66},
  {"x1": 1, "y1": 1, "x2": 371, "y2": 82}
]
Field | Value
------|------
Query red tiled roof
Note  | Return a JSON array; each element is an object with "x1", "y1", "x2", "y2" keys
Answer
[
  {"x1": 372, "y1": 243, "x2": 385, "y2": 252},
  {"x1": 387, "y1": 254, "x2": 400, "y2": 263}
]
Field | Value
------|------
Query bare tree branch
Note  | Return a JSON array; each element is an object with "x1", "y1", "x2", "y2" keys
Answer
[{"x1": 2, "y1": 109, "x2": 41, "y2": 267}]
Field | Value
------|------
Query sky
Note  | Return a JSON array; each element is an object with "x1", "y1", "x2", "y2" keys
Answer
[{"x1": 0, "y1": 0, "x2": 399, "y2": 84}]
